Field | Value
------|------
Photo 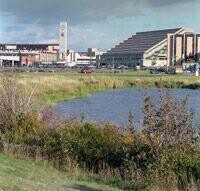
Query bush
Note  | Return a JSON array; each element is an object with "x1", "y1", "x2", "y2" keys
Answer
[
  {"x1": 60, "y1": 122, "x2": 124, "y2": 172},
  {"x1": 0, "y1": 75, "x2": 38, "y2": 142},
  {"x1": 13, "y1": 112, "x2": 43, "y2": 145},
  {"x1": 141, "y1": 89, "x2": 200, "y2": 189}
]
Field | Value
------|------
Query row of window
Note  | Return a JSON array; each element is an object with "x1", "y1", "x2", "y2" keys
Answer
[{"x1": 103, "y1": 56, "x2": 141, "y2": 61}]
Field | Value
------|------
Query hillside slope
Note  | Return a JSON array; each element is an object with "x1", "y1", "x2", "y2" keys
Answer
[{"x1": 0, "y1": 154, "x2": 121, "y2": 191}]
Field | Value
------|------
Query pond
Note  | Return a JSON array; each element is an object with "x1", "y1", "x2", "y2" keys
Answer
[{"x1": 54, "y1": 88, "x2": 200, "y2": 127}]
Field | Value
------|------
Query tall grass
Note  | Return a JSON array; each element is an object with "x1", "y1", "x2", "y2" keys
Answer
[{"x1": 13, "y1": 71, "x2": 200, "y2": 104}]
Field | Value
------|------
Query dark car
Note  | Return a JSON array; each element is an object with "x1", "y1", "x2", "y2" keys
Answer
[
  {"x1": 166, "y1": 68, "x2": 176, "y2": 74},
  {"x1": 157, "y1": 67, "x2": 167, "y2": 73},
  {"x1": 81, "y1": 67, "x2": 93, "y2": 74},
  {"x1": 149, "y1": 68, "x2": 159, "y2": 74},
  {"x1": 149, "y1": 67, "x2": 167, "y2": 74}
]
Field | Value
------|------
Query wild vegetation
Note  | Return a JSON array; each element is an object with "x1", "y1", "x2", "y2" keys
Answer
[
  {"x1": 0, "y1": 74, "x2": 199, "y2": 190},
  {"x1": 11, "y1": 70, "x2": 200, "y2": 104}
]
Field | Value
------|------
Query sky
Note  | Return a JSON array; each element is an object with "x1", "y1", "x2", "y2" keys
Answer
[{"x1": 0, "y1": 0, "x2": 199, "y2": 51}]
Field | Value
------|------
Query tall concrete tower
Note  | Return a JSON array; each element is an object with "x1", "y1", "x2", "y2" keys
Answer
[{"x1": 59, "y1": 21, "x2": 67, "y2": 60}]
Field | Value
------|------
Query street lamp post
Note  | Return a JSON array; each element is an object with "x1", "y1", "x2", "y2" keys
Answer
[
  {"x1": 112, "y1": 57, "x2": 115, "y2": 69},
  {"x1": 196, "y1": 62, "x2": 199, "y2": 76}
]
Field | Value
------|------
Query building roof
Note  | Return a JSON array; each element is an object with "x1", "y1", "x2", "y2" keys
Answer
[
  {"x1": 0, "y1": 43, "x2": 59, "y2": 50},
  {"x1": 106, "y1": 28, "x2": 181, "y2": 55},
  {"x1": 78, "y1": 52, "x2": 88, "y2": 57},
  {"x1": 0, "y1": 43, "x2": 59, "y2": 46}
]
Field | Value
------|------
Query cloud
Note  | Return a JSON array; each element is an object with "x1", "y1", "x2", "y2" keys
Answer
[
  {"x1": 147, "y1": 0, "x2": 196, "y2": 7},
  {"x1": 0, "y1": 20, "x2": 116, "y2": 51},
  {"x1": 0, "y1": 0, "x2": 196, "y2": 25},
  {"x1": 0, "y1": 0, "x2": 198, "y2": 50},
  {"x1": 68, "y1": 25, "x2": 118, "y2": 50},
  {"x1": 0, "y1": 22, "x2": 57, "y2": 44},
  {"x1": 0, "y1": 0, "x2": 139, "y2": 25}
]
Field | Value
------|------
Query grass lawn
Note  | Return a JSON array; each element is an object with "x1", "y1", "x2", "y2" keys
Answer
[{"x1": 0, "y1": 154, "x2": 124, "y2": 191}]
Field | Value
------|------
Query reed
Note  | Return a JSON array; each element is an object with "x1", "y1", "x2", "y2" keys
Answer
[{"x1": 12, "y1": 71, "x2": 200, "y2": 104}]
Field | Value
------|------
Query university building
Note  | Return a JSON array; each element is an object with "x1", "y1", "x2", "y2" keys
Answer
[
  {"x1": 67, "y1": 48, "x2": 103, "y2": 66},
  {"x1": 0, "y1": 44, "x2": 59, "y2": 66},
  {"x1": 0, "y1": 21, "x2": 102, "y2": 67},
  {"x1": 101, "y1": 28, "x2": 200, "y2": 68}
]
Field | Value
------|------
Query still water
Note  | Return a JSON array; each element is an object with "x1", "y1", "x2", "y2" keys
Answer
[{"x1": 54, "y1": 88, "x2": 200, "y2": 127}]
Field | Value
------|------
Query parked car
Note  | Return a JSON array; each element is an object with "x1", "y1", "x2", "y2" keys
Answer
[
  {"x1": 81, "y1": 67, "x2": 93, "y2": 74},
  {"x1": 149, "y1": 68, "x2": 160, "y2": 74},
  {"x1": 157, "y1": 67, "x2": 167, "y2": 73},
  {"x1": 165, "y1": 68, "x2": 176, "y2": 74},
  {"x1": 183, "y1": 70, "x2": 192, "y2": 75},
  {"x1": 149, "y1": 67, "x2": 167, "y2": 74},
  {"x1": 117, "y1": 65, "x2": 128, "y2": 69}
]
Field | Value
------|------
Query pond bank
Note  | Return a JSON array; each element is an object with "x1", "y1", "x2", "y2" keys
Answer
[{"x1": 14, "y1": 71, "x2": 200, "y2": 105}]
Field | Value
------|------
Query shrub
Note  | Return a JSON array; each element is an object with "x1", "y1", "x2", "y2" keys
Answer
[
  {"x1": 141, "y1": 89, "x2": 200, "y2": 189},
  {"x1": 60, "y1": 122, "x2": 124, "y2": 172},
  {"x1": 13, "y1": 112, "x2": 43, "y2": 145},
  {"x1": 0, "y1": 75, "x2": 38, "y2": 142}
]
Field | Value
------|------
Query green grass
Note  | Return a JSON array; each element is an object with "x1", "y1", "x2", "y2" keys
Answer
[
  {"x1": 3, "y1": 70, "x2": 200, "y2": 104},
  {"x1": 0, "y1": 154, "x2": 125, "y2": 191}
]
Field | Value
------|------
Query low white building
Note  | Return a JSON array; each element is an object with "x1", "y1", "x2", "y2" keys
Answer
[{"x1": 67, "y1": 48, "x2": 103, "y2": 66}]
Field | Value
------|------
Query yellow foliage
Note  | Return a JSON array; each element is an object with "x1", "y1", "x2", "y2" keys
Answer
[{"x1": 123, "y1": 134, "x2": 134, "y2": 145}]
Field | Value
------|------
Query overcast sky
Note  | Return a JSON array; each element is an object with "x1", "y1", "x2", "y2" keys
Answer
[{"x1": 0, "y1": 0, "x2": 199, "y2": 51}]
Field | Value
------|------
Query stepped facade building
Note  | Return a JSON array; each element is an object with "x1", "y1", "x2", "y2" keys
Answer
[{"x1": 101, "y1": 28, "x2": 200, "y2": 67}]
